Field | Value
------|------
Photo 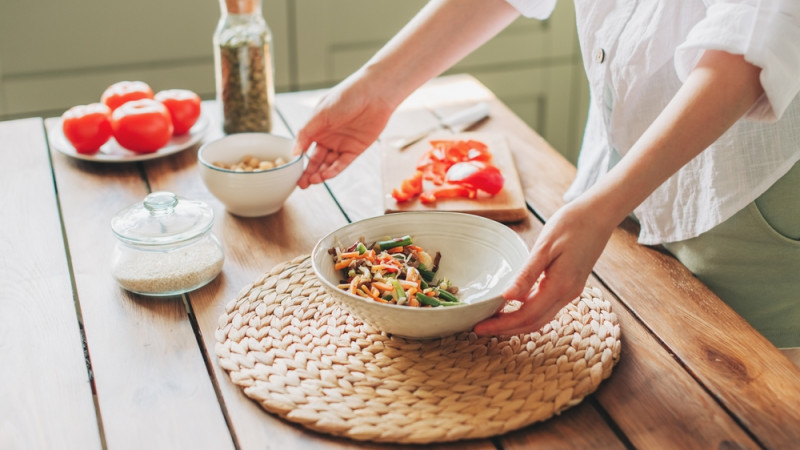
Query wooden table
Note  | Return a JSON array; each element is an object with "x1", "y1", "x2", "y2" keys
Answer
[{"x1": 3, "y1": 74, "x2": 799, "y2": 449}]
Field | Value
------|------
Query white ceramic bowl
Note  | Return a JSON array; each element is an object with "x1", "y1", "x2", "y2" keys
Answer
[
  {"x1": 197, "y1": 133, "x2": 304, "y2": 217},
  {"x1": 311, "y1": 211, "x2": 529, "y2": 339}
]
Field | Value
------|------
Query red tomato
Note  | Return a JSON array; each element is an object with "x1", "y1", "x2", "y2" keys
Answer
[
  {"x1": 101, "y1": 81, "x2": 154, "y2": 111},
  {"x1": 154, "y1": 89, "x2": 202, "y2": 135},
  {"x1": 61, "y1": 103, "x2": 113, "y2": 154},
  {"x1": 445, "y1": 160, "x2": 505, "y2": 195},
  {"x1": 110, "y1": 99, "x2": 174, "y2": 153}
]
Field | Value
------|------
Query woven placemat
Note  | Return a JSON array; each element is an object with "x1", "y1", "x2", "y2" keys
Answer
[{"x1": 215, "y1": 255, "x2": 621, "y2": 444}]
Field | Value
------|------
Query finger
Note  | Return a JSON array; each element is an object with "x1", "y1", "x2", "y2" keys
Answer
[
  {"x1": 320, "y1": 152, "x2": 358, "y2": 180},
  {"x1": 297, "y1": 143, "x2": 327, "y2": 188},
  {"x1": 292, "y1": 142, "x2": 306, "y2": 157},
  {"x1": 503, "y1": 247, "x2": 549, "y2": 301},
  {"x1": 291, "y1": 134, "x2": 308, "y2": 156},
  {"x1": 293, "y1": 117, "x2": 321, "y2": 156},
  {"x1": 473, "y1": 284, "x2": 566, "y2": 336},
  {"x1": 474, "y1": 284, "x2": 543, "y2": 335},
  {"x1": 303, "y1": 147, "x2": 345, "y2": 185}
]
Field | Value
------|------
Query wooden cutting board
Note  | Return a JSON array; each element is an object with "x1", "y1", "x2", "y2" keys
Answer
[{"x1": 382, "y1": 131, "x2": 527, "y2": 222}]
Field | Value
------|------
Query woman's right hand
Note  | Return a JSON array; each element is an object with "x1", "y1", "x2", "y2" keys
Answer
[{"x1": 294, "y1": 73, "x2": 397, "y2": 189}]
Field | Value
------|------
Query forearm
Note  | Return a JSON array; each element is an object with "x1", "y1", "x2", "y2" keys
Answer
[
  {"x1": 578, "y1": 50, "x2": 765, "y2": 228},
  {"x1": 356, "y1": 0, "x2": 520, "y2": 108}
]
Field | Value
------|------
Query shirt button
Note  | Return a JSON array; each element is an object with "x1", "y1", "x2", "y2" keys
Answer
[{"x1": 594, "y1": 48, "x2": 606, "y2": 63}]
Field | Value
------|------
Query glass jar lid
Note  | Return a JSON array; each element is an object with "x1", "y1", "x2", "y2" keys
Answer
[{"x1": 111, "y1": 191, "x2": 215, "y2": 246}]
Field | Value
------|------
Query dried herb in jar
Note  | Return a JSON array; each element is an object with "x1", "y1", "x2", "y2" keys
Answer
[{"x1": 214, "y1": 0, "x2": 275, "y2": 134}]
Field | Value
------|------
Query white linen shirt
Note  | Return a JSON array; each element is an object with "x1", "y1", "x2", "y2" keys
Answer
[{"x1": 505, "y1": 0, "x2": 800, "y2": 245}]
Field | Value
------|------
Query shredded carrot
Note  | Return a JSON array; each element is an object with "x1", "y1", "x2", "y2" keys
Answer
[
  {"x1": 361, "y1": 285, "x2": 379, "y2": 300},
  {"x1": 408, "y1": 296, "x2": 421, "y2": 307},
  {"x1": 334, "y1": 260, "x2": 352, "y2": 271},
  {"x1": 371, "y1": 281, "x2": 395, "y2": 292},
  {"x1": 386, "y1": 246, "x2": 404, "y2": 253},
  {"x1": 398, "y1": 279, "x2": 419, "y2": 290}
]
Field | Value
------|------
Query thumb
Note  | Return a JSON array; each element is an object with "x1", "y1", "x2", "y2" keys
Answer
[
  {"x1": 292, "y1": 130, "x2": 313, "y2": 157},
  {"x1": 503, "y1": 247, "x2": 548, "y2": 301}
]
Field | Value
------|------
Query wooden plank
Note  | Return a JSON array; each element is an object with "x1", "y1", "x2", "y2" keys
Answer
[
  {"x1": 485, "y1": 79, "x2": 800, "y2": 446},
  {"x1": 0, "y1": 118, "x2": 102, "y2": 449},
  {"x1": 381, "y1": 131, "x2": 528, "y2": 223},
  {"x1": 588, "y1": 279, "x2": 757, "y2": 448},
  {"x1": 501, "y1": 402, "x2": 625, "y2": 450},
  {"x1": 44, "y1": 109, "x2": 235, "y2": 450}
]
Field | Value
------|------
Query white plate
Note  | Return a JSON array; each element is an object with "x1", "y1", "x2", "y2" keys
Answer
[{"x1": 50, "y1": 110, "x2": 211, "y2": 163}]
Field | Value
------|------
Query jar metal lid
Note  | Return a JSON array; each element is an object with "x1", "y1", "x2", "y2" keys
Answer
[{"x1": 111, "y1": 191, "x2": 215, "y2": 246}]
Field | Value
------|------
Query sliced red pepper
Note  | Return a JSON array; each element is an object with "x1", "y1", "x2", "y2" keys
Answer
[
  {"x1": 400, "y1": 170, "x2": 423, "y2": 195},
  {"x1": 397, "y1": 139, "x2": 500, "y2": 202},
  {"x1": 392, "y1": 170, "x2": 424, "y2": 202},
  {"x1": 419, "y1": 186, "x2": 477, "y2": 204},
  {"x1": 445, "y1": 160, "x2": 505, "y2": 195},
  {"x1": 392, "y1": 187, "x2": 414, "y2": 202}
]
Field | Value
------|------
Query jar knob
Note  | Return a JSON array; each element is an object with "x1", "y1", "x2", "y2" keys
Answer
[{"x1": 143, "y1": 191, "x2": 179, "y2": 216}]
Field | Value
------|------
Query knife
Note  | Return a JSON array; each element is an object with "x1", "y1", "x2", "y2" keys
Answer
[{"x1": 389, "y1": 101, "x2": 490, "y2": 150}]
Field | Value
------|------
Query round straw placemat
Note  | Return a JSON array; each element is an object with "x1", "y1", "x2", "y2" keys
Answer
[{"x1": 215, "y1": 255, "x2": 621, "y2": 444}]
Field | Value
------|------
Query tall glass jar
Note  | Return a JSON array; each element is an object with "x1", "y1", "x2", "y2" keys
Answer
[{"x1": 213, "y1": 0, "x2": 275, "y2": 134}]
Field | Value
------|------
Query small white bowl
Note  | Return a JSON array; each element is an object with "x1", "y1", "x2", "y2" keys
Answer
[
  {"x1": 197, "y1": 133, "x2": 304, "y2": 217},
  {"x1": 311, "y1": 211, "x2": 529, "y2": 339}
]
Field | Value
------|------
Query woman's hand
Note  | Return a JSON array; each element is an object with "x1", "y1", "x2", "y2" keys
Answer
[
  {"x1": 474, "y1": 200, "x2": 617, "y2": 336},
  {"x1": 294, "y1": 74, "x2": 396, "y2": 189}
]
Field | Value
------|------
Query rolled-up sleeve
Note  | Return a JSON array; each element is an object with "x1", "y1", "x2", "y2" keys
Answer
[
  {"x1": 504, "y1": 0, "x2": 557, "y2": 20},
  {"x1": 674, "y1": 0, "x2": 800, "y2": 122}
]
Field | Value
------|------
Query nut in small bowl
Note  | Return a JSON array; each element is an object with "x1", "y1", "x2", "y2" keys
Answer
[
  {"x1": 311, "y1": 211, "x2": 529, "y2": 339},
  {"x1": 198, "y1": 133, "x2": 304, "y2": 217}
]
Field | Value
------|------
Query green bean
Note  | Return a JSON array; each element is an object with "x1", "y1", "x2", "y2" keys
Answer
[
  {"x1": 417, "y1": 264, "x2": 436, "y2": 282},
  {"x1": 437, "y1": 289, "x2": 460, "y2": 303},
  {"x1": 417, "y1": 292, "x2": 460, "y2": 307},
  {"x1": 437, "y1": 300, "x2": 461, "y2": 307},
  {"x1": 416, "y1": 293, "x2": 440, "y2": 306},
  {"x1": 378, "y1": 235, "x2": 413, "y2": 250}
]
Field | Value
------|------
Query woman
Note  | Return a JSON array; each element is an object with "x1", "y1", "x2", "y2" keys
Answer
[{"x1": 292, "y1": 0, "x2": 800, "y2": 363}]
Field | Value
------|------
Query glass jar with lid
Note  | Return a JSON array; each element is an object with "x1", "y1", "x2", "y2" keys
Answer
[
  {"x1": 213, "y1": 0, "x2": 275, "y2": 134},
  {"x1": 110, "y1": 191, "x2": 224, "y2": 296}
]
